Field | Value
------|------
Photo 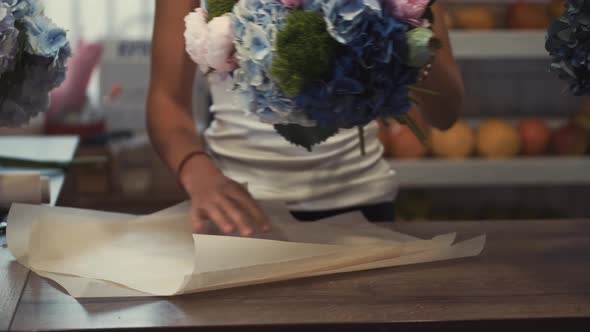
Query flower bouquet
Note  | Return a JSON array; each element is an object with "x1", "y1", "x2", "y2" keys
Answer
[
  {"x1": 0, "y1": 0, "x2": 71, "y2": 128},
  {"x1": 185, "y1": 0, "x2": 439, "y2": 152}
]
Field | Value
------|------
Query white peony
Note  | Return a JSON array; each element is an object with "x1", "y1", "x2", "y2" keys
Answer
[
  {"x1": 184, "y1": 8, "x2": 209, "y2": 73},
  {"x1": 206, "y1": 15, "x2": 237, "y2": 73}
]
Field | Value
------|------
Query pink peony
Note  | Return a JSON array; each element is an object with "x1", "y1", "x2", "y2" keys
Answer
[
  {"x1": 184, "y1": 8, "x2": 209, "y2": 73},
  {"x1": 387, "y1": 0, "x2": 431, "y2": 27},
  {"x1": 206, "y1": 15, "x2": 238, "y2": 72},
  {"x1": 280, "y1": 0, "x2": 304, "y2": 8}
]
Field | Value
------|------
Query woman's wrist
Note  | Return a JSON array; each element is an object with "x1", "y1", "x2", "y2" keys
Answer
[
  {"x1": 177, "y1": 150, "x2": 209, "y2": 178},
  {"x1": 177, "y1": 151, "x2": 222, "y2": 192}
]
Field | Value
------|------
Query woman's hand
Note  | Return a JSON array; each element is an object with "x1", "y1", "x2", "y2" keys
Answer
[{"x1": 179, "y1": 155, "x2": 272, "y2": 236}]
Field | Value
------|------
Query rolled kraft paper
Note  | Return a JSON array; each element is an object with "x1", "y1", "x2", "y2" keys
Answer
[{"x1": 0, "y1": 174, "x2": 50, "y2": 209}]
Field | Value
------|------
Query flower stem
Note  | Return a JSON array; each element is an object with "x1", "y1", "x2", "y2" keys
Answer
[
  {"x1": 408, "y1": 85, "x2": 440, "y2": 96},
  {"x1": 358, "y1": 126, "x2": 366, "y2": 156},
  {"x1": 401, "y1": 114, "x2": 428, "y2": 146}
]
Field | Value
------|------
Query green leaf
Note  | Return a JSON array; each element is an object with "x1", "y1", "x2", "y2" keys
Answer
[{"x1": 274, "y1": 124, "x2": 338, "y2": 152}]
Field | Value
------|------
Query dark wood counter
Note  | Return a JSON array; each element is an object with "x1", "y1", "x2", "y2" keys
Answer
[{"x1": 1, "y1": 219, "x2": 589, "y2": 331}]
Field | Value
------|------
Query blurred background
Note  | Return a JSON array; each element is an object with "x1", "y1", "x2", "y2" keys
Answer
[{"x1": 2, "y1": 0, "x2": 590, "y2": 220}]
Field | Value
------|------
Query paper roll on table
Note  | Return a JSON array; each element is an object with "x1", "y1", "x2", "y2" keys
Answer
[{"x1": 0, "y1": 174, "x2": 50, "y2": 209}]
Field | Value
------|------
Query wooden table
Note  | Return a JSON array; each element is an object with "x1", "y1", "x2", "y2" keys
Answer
[{"x1": 1, "y1": 219, "x2": 590, "y2": 332}]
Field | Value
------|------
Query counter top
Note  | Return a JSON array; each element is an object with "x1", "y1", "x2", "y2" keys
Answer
[{"x1": 2, "y1": 218, "x2": 589, "y2": 332}]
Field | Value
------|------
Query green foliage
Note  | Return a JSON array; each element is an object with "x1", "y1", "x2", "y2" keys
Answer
[
  {"x1": 271, "y1": 10, "x2": 337, "y2": 97},
  {"x1": 207, "y1": 0, "x2": 238, "y2": 21}
]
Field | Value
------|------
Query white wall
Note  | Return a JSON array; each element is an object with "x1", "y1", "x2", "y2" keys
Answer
[{"x1": 44, "y1": 0, "x2": 156, "y2": 42}]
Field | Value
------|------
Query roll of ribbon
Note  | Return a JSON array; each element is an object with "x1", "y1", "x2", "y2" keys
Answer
[{"x1": 0, "y1": 173, "x2": 50, "y2": 209}]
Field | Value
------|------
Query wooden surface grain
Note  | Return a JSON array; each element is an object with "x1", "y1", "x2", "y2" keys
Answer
[
  {"x1": 0, "y1": 235, "x2": 29, "y2": 332},
  {"x1": 7, "y1": 219, "x2": 590, "y2": 331}
]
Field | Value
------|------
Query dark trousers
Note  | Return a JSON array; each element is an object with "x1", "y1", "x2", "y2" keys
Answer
[{"x1": 290, "y1": 202, "x2": 396, "y2": 223}]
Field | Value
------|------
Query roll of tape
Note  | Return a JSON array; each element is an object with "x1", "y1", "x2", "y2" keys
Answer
[{"x1": 0, "y1": 173, "x2": 47, "y2": 208}]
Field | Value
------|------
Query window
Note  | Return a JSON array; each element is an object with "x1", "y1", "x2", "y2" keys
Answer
[
  {"x1": 40, "y1": 0, "x2": 209, "y2": 134},
  {"x1": 44, "y1": 0, "x2": 156, "y2": 42},
  {"x1": 40, "y1": 1, "x2": 158, "y2": 112}
]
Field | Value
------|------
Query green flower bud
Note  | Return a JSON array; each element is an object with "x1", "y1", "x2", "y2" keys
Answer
[{"x1": 406, "y1": 27, "x2": 438, "y2": 68}]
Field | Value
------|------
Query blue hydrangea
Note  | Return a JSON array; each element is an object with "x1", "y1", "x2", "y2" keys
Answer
[
  {"x1": 294, "y1": 6, "x2": 417, "y2": 128},
  {"x1": 0, "y1": 43, "x2": 70, "y2": 127},
  {"x1": 27, "y1": 42, "x2": 71, "y2": 90},
  {"x1": 232, "y1": 0, "x2": 310, "y2": 125},
  {"x1": 23, "y1": 14, "x2": 68, "y2": 59},
  {"x1": 0, "y1": 0, "x2": 70, "y2": 128},
  {"x1": 0, "y1": 3, "x2": 19, "y2": 77},
  {"x1": 347, "y1": 13, "x2": 408, "y2": 66},
  {"x1": 232, "y1": 0, "x2": 289, "y2": 70},
  {"x1": 296, "y1": 43, "x2": 417, "y2": 128},
  {"x1": 232, "y1": 0, "x2": 418, "y2": 129},
  {"x1": 238, "y1": 84, "x2": 314, "y2": 126},
  {"x1": 546, "y1": 0, "x2": 590, "y2": 95},
  {"x1": 1, "y1": 0, "x2": 43, "y2": 20},
  {"x1": 307, "y1": 0, "x2": 382, "y2": 45}
]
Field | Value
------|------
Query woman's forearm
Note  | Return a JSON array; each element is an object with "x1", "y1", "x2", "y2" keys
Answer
[
  {"x1": 413, "y1": 52, "x2": 464, "y2": 130},
  {"x1": 146, "y1": 93, "x2": 207, "y2": 174},
  {"x1": 413, "y1": 3, "x2": 465, "y2": 131},
  {"x1": 147, "y1": 0, "x2": 271, "y2": 235},
  {"x1": 148, "y1": 0, "x2": 212, "y2": 176}
]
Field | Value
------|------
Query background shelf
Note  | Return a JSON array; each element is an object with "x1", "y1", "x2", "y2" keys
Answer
[
  {"x1": 450, "y1": 30, "x2": 547, "y2": 59},
  {"x1": 389, "y1": 157, "x2": 590, "y2": 188}
]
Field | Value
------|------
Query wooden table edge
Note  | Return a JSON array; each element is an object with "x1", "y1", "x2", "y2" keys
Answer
[
  {"x1": 0, "y1": 241, "x2": 31, "y2": 332},
  {"x1": 41, "y1": 316, "x2": 590, "y2": 332},
  {"x1": 5, "y1": 270, "x2": 30, "y2": 332}
]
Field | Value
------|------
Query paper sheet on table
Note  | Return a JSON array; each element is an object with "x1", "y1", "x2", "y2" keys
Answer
[{"x1": 7, "y1": 201, "x2": 485, "y2": 298}]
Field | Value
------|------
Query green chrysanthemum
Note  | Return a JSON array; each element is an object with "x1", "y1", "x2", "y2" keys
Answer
[
  {"x1": 270, "y1": 10, "x2": 337, "y2": 97},
  {"x1": 207, "y1": 0, "x2": 239, "y2": 21}
]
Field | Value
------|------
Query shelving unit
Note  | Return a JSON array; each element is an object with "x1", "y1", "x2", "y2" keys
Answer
[
  {"x1": 390, "y1": 23, "x2": 590, "y2": 219},
  {"x1": 389, "y1": 157, "x2": 590, "y2": 188},
  {"x1": 450, "y1": 30, "x2": 547, "y2": 59},
  {"x1": 404, "y1": 30, "x2": 587, "y2": 190}
]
